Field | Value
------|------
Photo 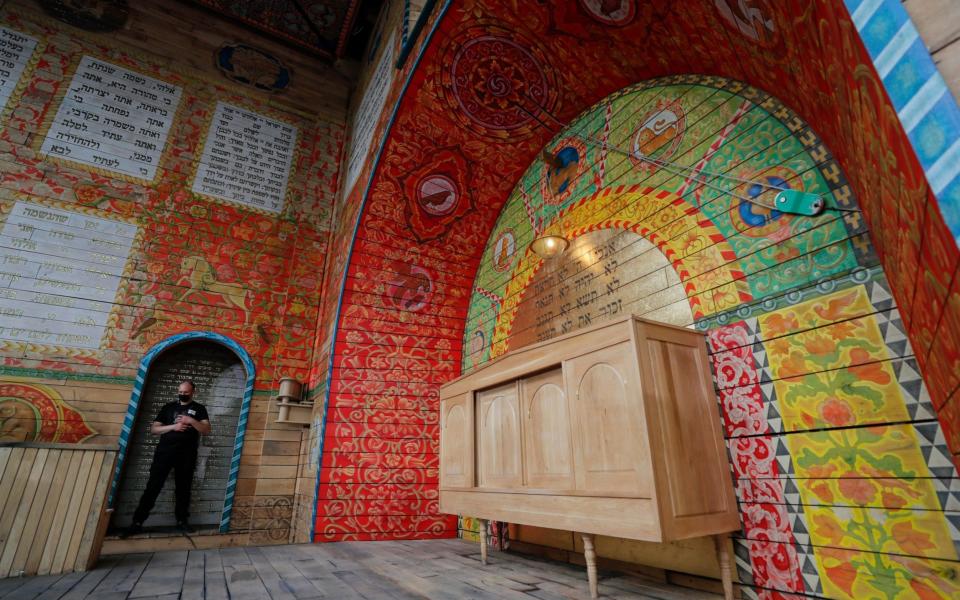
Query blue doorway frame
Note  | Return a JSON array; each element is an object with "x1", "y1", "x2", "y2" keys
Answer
[{"x1": 108, "y1": 331, "x2": 255, "y2": 533}]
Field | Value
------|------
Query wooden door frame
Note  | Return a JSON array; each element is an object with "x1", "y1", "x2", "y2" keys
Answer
[{"x1": 107, "y1": 331, "x2": 255, "y2": 533}]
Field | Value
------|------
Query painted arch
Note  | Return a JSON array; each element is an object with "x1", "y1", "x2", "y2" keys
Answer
[
  {"x1": 465, "y1": 79, "x2": 865, "y2": 366},
  {"x1": 314, "y1": 1, "x2": 960, "y2": 599},
  {"x1": 460, "y1": 75, "x2": 960, "y2": 599}
]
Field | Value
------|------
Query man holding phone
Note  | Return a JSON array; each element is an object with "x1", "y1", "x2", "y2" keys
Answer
[{"x1": 125, "y1": 380, "x2": 211, "y2": 536}]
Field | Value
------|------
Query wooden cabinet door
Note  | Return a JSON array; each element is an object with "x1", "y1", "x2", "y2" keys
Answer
[
  {"x1": 566, "y1": 342, "x2": 651, "y2": 497},
  {"x1": 521, "y1": 368, "x2": 574, "y2": 490},
  {"x1": 476, "y1": 381, "x2": 522, "y2": 488},
  {"x1": 440, "y1": 393, "x2": 472, "y2": 488},
  {"x1": 641, "y1": 327, "x2": 736, "y2": 526}
]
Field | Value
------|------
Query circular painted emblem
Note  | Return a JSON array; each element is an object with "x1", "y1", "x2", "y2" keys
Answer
[
  {"x1": 216, "y1": 44, "x2": 291, "y2": 92},
  {"x1": 386, "y1": 262, "x2": 433, "y2": 313},
  {"x1": 304, "y1": 3, "x2": 336, "y2": 29},
  {"x1": 444, "y1": 28, "x2": 556, "y2": 140},
  {"x1": 578, "y1": 0, "x2": 636, "y2": 26},
  {"x1": 630, "y1": 101, "x2": 685, "y2": 171},
  {"x1": 470, "y1": 330, "x2": 486, "y2": 359},
  {"x1": 729, "y1": 167, "x2": 797, "y2": 240},
  {"x1": 416, "y1": 174, "x2": 459, "y2": 216},
  {"x1": 714, "y1": 0, "x2": 778, "y2": 47},
  {"x1": 540, "y1": 138, "x2": 587, "y2": 205},
  {"x1": 492, "y1": 229, "x2": 517, "y2": 272}
]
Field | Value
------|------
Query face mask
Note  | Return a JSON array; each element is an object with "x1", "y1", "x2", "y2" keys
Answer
[{"x1": 178, "y1": 394, "x2": 192, "y2": 402}]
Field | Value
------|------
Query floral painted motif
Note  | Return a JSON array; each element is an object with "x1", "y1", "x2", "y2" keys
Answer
[
  {"x1": 710, "y1": 323, "x2": 806, "y2": 595},
  {"x1": 0, "y1": 381, "x2": 95, "y2": 443},
  {"x1": 761, "y1": 287, "x2": 960, "y2": 599}
]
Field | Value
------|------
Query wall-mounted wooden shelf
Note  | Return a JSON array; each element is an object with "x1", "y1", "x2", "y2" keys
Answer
[{"x1": 275, "y1": 398, "x2": 313, "y2": 425}]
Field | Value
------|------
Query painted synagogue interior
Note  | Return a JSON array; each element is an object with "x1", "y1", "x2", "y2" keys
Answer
[{"x1": 0, "y1": 0, "x2": 960, "y2": 599}]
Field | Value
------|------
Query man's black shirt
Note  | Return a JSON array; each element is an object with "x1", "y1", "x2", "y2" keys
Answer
[{"x1": 154, "y1": 401, "x2": 208, "y2": 451}]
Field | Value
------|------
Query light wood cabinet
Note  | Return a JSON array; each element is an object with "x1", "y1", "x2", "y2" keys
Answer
[
  {"x1": 476, "y1": 382, "x2": 522, "y2": 488},
  {"x1": 521, "y1": 368, "x2": 573, "y2": 490},
  {"x1": 439, "y1": 315, "x2": 739, "y2": 598},
  {"x1": 440, "y1": 392, "x2": 472, "y2": 489}
]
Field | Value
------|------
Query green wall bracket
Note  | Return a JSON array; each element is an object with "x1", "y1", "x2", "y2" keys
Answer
[{"x1": 773, "y1": 189, "x2": 825, "y2": 216}]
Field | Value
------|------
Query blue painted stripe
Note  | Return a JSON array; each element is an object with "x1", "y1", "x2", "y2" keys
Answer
[
  {"x1": 938, "y1": 177, "x2": 960, "y2": 242},
  {"x1": 928, "y1": 139, "x2": 960, "y2": 194},
  {"x1": 898, "y1": 74, "x2": 947, "y2": 133},
  {"x1": 845, "y1": 0, "x2": 960, "y2": 242},
  {"x1": 401, "y1": 0, "x2": 411, "y2": 45},
  {"x1": 850, "y1": 0, "x2": 883, "y2": 31},
  {"x1": 874, "y1": 20, "x2": 918, "y2": 78}
]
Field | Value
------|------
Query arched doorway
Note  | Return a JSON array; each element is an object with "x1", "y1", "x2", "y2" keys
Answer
[{"x1": 109, "y1": 332, "x2": 254, "y2": 533}]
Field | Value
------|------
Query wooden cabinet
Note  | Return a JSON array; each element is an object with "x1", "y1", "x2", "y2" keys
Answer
[
  {"x1": 521, "y1": 368, "x2": 573, "y2": 490},
  {"x1": 476, "y1": 382, "x2": 522, "y2": 489},
  {"x1": 440, "y1": 392, "x2": 472, "y2": 489},
  {"x1": 439, "y1": 315, "x2": 739, "y2": 598}
]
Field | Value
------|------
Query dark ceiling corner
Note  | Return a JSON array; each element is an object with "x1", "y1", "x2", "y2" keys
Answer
[{"x1": 182, "y1": 0, "x2": 385, "y2": 64}]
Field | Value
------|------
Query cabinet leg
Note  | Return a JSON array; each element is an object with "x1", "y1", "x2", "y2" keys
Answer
[
  {"x1": 714, "y1": 534, "x2": 734, "y2": 600},
  {"x1": 479, "y1": 519, "x2": 488, "y2": 565},
  {"x1": 581, "y1": 533, "x2": 598, "y2": 599}
]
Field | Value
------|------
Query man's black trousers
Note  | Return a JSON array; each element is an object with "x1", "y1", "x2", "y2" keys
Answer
[{"x1": 133, "y1": 446, "x2": 196, "y2": 524}]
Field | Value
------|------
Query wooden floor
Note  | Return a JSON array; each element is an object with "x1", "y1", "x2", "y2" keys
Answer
[{"x1": 0, "y1": 538, "x2": 719, "y2": 600}]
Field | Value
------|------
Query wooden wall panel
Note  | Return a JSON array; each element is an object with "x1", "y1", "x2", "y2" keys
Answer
[
  {"x1": 439, "y1": 392, "x2": 471, "y2": 489},
  {"x1": 0, "y1": 444, "x2": 115, "y2": 577},
  {"x1": 475, "y1": 382, "x2": 521, "y2": 489},
  {"x1": 567, "y1": 343, "x2": 650, "y2": 497},
  {"x1": 642, "y1": 336, "x2": 729, "y2": 521}
]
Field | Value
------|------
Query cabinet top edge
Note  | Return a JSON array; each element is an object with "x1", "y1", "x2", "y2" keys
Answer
[{"x1": 442, "y1": 314, "x2": 704, "y2": 393}]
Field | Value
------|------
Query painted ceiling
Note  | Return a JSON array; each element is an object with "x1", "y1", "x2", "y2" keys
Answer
[{"x1": 189, "y1": 0, "x2": 367, "y2": 57}]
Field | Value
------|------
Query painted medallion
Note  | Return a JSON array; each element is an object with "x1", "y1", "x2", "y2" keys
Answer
[
  {"x1": 630, "y1": 100, "x2": 685, "y2": 171},
  {"x1": 578, "y1": 0, "x2": 636, "y2": 26}
]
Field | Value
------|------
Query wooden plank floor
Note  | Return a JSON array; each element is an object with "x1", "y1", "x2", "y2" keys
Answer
[{"x1": 0, "y1": 539, "x2": 720, "y2": 599}]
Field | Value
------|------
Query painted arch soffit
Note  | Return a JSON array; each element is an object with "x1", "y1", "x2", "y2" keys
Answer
[{"x1": 463, "y1": 78, "x2": 862, "y2": 369}]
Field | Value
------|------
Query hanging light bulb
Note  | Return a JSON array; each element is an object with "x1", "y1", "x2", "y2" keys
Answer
[{"x1": 529, "y1": 234, "x2": 569, "y2": 259}]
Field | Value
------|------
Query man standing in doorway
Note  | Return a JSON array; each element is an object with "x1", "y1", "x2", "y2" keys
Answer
[{"x1": 126, "y1": 380, "x2": 211, "y2": 536}]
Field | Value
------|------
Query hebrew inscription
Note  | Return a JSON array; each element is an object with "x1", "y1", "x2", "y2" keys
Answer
[
  {"x1": 0, "y1": 27, "x2": 38, "y2": 113},
  {"x1": 0, "y1": 200, "x2": 137, "y2": 349},
  {"x1": 192, "y1": 102, "x2": 297, "y2": 214},
  {"x1": 343, "y1": 31, "x2": 396, "y2": 197},
  {"x1": 511, "y1": 230, "x2": 690, "y2": 348},
  {"x1": 40, "y1": 55, "x2": 183, "y2": 181}
]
